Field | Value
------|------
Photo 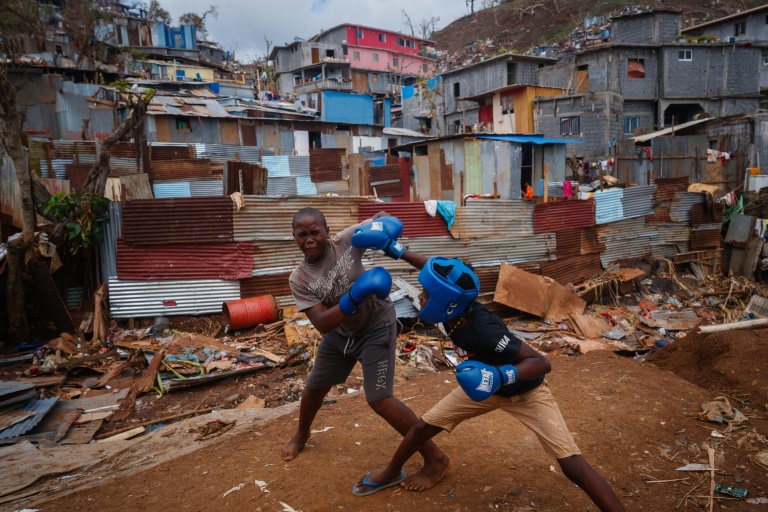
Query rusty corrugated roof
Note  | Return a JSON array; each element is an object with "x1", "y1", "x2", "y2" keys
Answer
[
  {"x1": 533, "y1": 199, "x2": 596, "y2": 234},
  {"x1": 117, "y1": 239, "x2": 253, "y2": 280},
  {"x1": 122, "y1": 197, "x2": 234, "y2": 245}
]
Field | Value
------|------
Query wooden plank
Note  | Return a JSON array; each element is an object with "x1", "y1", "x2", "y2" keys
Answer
[
  {"x1": 18, "y1": 406, "x2": 80, "y2": 443},
  {"x1": 59, "y1": 419, "x2": 103, "y2": 445}
]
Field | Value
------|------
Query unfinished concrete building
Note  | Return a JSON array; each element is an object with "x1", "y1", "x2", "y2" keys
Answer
[{"x1": 535, "y1": 10, "x2": 763, "y2": 161}]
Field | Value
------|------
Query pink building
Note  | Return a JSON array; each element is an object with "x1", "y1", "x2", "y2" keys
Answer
[{"x1": 312, "y1": 24, "x2": 437, "y2": 78}]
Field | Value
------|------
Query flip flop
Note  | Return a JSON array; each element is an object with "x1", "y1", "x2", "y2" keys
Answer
[{"x1": 352, "y1": 470, "x2": 407, "y2": 496}]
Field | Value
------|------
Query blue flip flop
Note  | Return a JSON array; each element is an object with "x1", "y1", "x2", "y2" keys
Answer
[{"x1": 352, "y1": 470, "x2": 407, "y2": 496}]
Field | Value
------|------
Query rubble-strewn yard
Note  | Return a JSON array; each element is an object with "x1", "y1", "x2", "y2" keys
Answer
[{"x1": 1, "y1": 262, "x2": 768, "y2": 511}]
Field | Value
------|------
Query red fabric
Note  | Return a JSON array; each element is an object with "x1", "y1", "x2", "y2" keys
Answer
[{"x1": 479, "y1": 104, "x2": 493, "y2": 124}]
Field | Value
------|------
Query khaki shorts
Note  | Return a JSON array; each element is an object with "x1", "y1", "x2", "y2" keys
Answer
[{"x1": 421, "y1": 380, "x2": 581, "y2": 460}]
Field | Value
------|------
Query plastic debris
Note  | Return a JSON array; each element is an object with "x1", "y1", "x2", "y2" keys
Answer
[{"x1": 223, "y1": 483, "x2": 245, "y2": 497}]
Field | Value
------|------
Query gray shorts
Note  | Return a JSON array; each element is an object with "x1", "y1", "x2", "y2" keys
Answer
[{"x1": 306, "y1": 317, "x2": 396, "y2": 402}]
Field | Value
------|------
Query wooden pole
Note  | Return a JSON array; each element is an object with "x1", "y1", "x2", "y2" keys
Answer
[
  {"x1": 543, "y1": 163, "x2": 549, "y2": 202},
  {"x1": 699, "y1": 318, "x2": 768, "y2": 333}
]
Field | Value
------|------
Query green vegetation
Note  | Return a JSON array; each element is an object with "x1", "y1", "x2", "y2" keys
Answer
[{"x1": 40, "y1": 192, "x2": 110, "y2": 253}]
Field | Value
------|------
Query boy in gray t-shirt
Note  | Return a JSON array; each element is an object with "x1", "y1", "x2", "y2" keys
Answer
[{"x1": 282, "y1": 207, "x2": 449, "y2": 495}]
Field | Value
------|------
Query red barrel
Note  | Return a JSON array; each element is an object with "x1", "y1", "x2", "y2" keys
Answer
[{"x1": 222, "y1": 295, "x2": 279, "y2": 330}]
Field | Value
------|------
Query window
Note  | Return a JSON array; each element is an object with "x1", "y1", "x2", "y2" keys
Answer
[
  {"x1": 393, "y1": 57, "x2": 399, "y2": 67},
  {"x1": 353, "y1": 51, "x2": 360, "y2": 60},
  {"x1": 453, "y1": 82, "x2": 461, "y2": 98},
  {"x1": 734, "y1": 22, "x2": 746, "y2": 36},
  {"x1": 624, "y1": 116, "x2": 640, "y2": 135},
  {"x1": 396, "y1": 37, "x2": 405, "y2": 46},
  {"x1": 372, "y1": 53, "x2": 379, "y2": 62},
  {"x1": 325, "y1": 49, "x2": 335, "y2": 58},
  {"x1": 501, "y1": 94, "x2": 514, "y2": 115},
  {"x1": 560, "y1": 116, "x2": 580, "y2": 135},
  {"x1": 764, "y1": 51, "x2": 768, "y2": 65},
  {"x1": 406, "y1": 40, "x2": 415, "y2": 49},
  {"x1": 379, "y1": 33, "x2": 386, "y2": 42},
  {"x1": 678, "y1": 49, "x2": 692, "y2": 61},
  {"x1": 175, "y1": 117, "x2": 191, "y2": 131},
  {"x1": 372, "y1": 73, "x2": 378, "y2": 84},
  {"x1": 356, "y1": 28, "x2": 364, "y2": 38},
  {"x1": 422, "y1": 63, "x2": 428, "y2": 73},
  {"x1": 507, "y1": 63, "x2": 516, "y2": 86},
  {"x1": 627, "y1": 59, "x2": 645, "y2": 78}
]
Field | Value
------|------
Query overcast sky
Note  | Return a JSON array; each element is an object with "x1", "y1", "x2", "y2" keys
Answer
[{"x1": 158, "y1": 0, "x2": 470, "y2": 60}]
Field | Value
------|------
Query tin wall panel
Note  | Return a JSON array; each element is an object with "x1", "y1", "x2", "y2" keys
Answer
[
  {"x1": 358, "y1": 203, "x2": 451, "y2": 238},
  {"x1": 267, "y1": 177, "x2": 298, "y2": 195},
  {"x1": 99, "y1": 201, "x2": 122, "y2": 281},
  {"x1": 149, "y1": 159, "x2": 213, "y2": 182},
  {"x1": 547, "y1": 181, "x2": 579, "y2": 198},
  {"x1": 451, "y1": 199, "x2": 535, "y2": 238},
  {"x1": 108, "y1": 278, "x2": 241, "y2": 318},
  {"x1": 541, "y1": 253, "x2": 603, "y2": 286},
  {"x1": 122, "y1": 197, "x2": 234, "y2": 245},
  {"x1": 189, "y1": 180, "x2": 224, "y2": 196},
  {"x1": 468, "y1": 234, "x2": 555, "y2": 265},
  {"x1": 555, "y1": 229, "x2": 582, "y2": 258},
  {"x1": 309, "y1": 148, "x2": 346, "y2": 182},
  {"x1": 653, "y1": 177, "x2": 690, "y2": 202},
  {"x1": 621, "y1": 184, "x2": 657, "y2": 220},
  {"x1": 724, "y1": 214, "x2": 754, "y2": 247},
  {"x1": 117, "y1": 239, "x2": 253, "y2": 280},
  {"x1": 153, "y1": 181, "x2": 191, "y2": 198},
  {"x1": 669, "y1": 192, "x2": 705, "y2": 223},
  {"x1": 364, "y1": 237, "x2": 470, "y2": 278},
  {"x1": 690, "y1": 225, "x2": 722, "y2": 250},
  {"x1": 533, "y1": 199, "x2": 596, "y2": 234},
  {"x1": 691, "y1": 203, "x2": 723, "y2": 226},
  {"x1": 597, "y1": 217, "x2": 656, "y2": 268},
  {"x1": 592, "y1": 188, "x2": 625, "y2": 224},
  {"x1": 240, "y1": 273, "x2": 292, "y2": 303},
  {"x1": 252, "y1": 240, "x2": 305, "y2": 274},
  {"x1": 295, "y1": 176, "x2": 318, "y2": 195},
  {"x1": 315, "y1": 181, "x2": 350, "y2": 195},
  {"x1": 235, "y1": 196, "x2": 370, "y2": 241}
]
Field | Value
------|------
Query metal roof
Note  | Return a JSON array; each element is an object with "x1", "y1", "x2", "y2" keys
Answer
[
  {"x1": 382, "y1": 127, "x2": 432, "y2": 138},
  {"x1": 108, "y1": 278, "x2": 241, "y2": 318},
  {"x1": 477, "y1": 135, "x2": 582, "y2": 145},
  {"x1": 0, "y1": 397, "x2": 60, "y2": 441},
  {"x1": 681, "y1": 4, "x2": 768, "y2": 33},
  {"x1": 631, "y1": 118, "x2": 712, "y2": 143}
]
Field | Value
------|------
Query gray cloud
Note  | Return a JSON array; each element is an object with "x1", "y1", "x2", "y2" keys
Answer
[{"x1": 157, "y1": 0, "x2": 468, "y2": 60}]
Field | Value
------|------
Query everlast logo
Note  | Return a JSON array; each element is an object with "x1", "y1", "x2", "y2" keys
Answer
[
  {"x1": 376, "y1": 360, "x2": 388, "y2": 389},
  {"x1": 495, "y1": 334, "x2": 510, "y2": 353}
]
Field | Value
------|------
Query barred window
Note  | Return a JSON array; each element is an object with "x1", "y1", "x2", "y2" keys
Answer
[{"x1": 560, "y1": 116, "x2": 580, "y2": 135}]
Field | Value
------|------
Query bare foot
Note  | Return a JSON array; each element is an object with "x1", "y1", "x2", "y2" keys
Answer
[
  {"x1": 401, "y1": 455, "x2": 451, "y2": 492},
  {"x1": 282, "y1": 430, "x2": 310, "y2": 461}
]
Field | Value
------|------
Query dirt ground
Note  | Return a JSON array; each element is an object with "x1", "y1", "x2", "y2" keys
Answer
[{"x1": 21, "y1": 342, "x2": 768, "y2": 512}]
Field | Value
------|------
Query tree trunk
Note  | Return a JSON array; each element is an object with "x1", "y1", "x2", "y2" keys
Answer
[{"x1": 82, "y1": 96, "x2": 152, "y2": 195}]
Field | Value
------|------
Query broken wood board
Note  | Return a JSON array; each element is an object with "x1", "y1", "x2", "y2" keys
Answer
[
  {"x1": 561, "y1": 335, "x2": 615, "y2": 354},
  {"x1": 56, "y1": 388, "x2": 129, "y2": 411},
  {"x1": 59, "y1": 419, "x2": 103, "y2": 445},
  {"x1": 17, "y1": 375, "x2": 67, "y2": 387},
  {"x1": 639, "y1": 309, "x2": 701, "y2": 330},
  {"x1": 0, "y1": 409, "x2": 35, "y2": 431},
  {"x1": 568, "y1": 314, "x2": 612, "y2": 339},
  {"x1": 494, "y1": 263, "x2": 586, "y2": 321},
  {"x1": 75, "y1": 411, "x2": 113, "y2": 423},
  {"x1": 135, "y1": 349, "x2": 166, "y2": 393},
  {"x1": 248, "y1": 348, "x2": 284, "y2": 364}
]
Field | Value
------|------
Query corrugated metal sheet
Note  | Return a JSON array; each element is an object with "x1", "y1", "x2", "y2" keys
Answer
[
  {"x1": 315, "y1": 180, "x2": 350, "y2": 195},
  {"x1": 621, "y1": 184, "x2": 657, "y2": 220},
  {"x1": 0, "y1": 397, "x2": 60, "y2": 440},
  {"x1": 597, "y1": 218, "x2": 656, "y2": 268},
  {"x1": 691, "y1": 203, "x2": 724, "y2": 226},
  {"x1": 309, "y1": 148, "x2": 346, "y2": 182},
  {"x1": 533, "y1": 199, "x2": 596, "y2": 234},
  {"x1": 468, "y1": 234, "x2": 555, "y2": 265},
  {"x1": 99, "y1": 201, "x2": 122, "y2": 281},
  {"x1": 652, "y1": 241, "x2": 690, "y2": 258},
  {"x1": 153, "y1": 181, "x2": 191, "y2": 198},
  {"x1": 364, "y1": 237, "x2": 469, "y2": 280},
  {"x1": 724, "y1": 214, "x2": 754, "y2": 247},
  {"x1": 149, "y1": 159, "x2": 213, "y2": 182},
  {"x1": 267, "y1": 177, "x2": 297, "y2": 195},
  {"x1": 547, "y1": 181, "x2": 579, "y2": 198},
  {"x1": 234, "y1": 196, "x2": 371, "y2": 241},
  {"x1": 592, "y1": 188, "x2": 624, "y2": 224},
  {"x1": 669, "y1": 192, "x2": 705, "y2": 223},
  {"x1": 451, "y1": 199, "x2": 535, "y2": 238},
  {"x1": 108, "y1": 278, "x2": 241, "y2": 318},
  {"x1": 190, "y1": 180, "x2": 224, "y2": 196},
  {"x1": 122, "y1": 197, "x2": 234, "y2": 245},
  {"x1": 295, "y1": 176, "x2": 318, "y2": 196},
  {"x1": 541, "y1": 253, "x2": 603, "y2": 286},
  {"x1": 358, "y1": 203, "x2": 451, "y2": 238},
  {"x1": 240, "y1": 273, "x2": 292, "y2": 303},
  {"x1": 252, "y1": 240, "x2": 305, "y2": 274},
  {"x1": 555, "y1": 228, "x2": 605, "y2": 259},
  {"x1": 653, "y1": 177, "x2": 690, "y2": 202},
  {"x1": 117, "y1": 239, "x2": 253, "y2": 280},
  {"x1": 690, "y1": 225, "x2": 722, "y2": 250},
  {"x1": 148, "y1": 142, "x2": 274, "y2": 164}
]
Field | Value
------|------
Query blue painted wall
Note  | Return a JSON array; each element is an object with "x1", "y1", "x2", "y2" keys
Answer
[
  {"x1": 384, "y1": 98, "x2": 392, "y2": 128},
  {"x1": 322, "y1": 91, "x2": 374, "y2": 125}
]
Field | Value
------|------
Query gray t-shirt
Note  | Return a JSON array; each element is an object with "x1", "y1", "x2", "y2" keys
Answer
[{"x1": 289, "y1": 222, "x2": 394, "y2": 338}]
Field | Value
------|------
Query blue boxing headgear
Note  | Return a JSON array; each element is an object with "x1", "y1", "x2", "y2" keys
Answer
[{"x1": 418, "y1": 257, "x2": 480, "y2": 324}]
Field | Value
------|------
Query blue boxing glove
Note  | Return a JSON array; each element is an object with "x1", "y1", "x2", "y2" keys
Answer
[
  {"x1": 351, "y1": 216, "x2": 405, "y2": 259},
  {"x1": 455, "y1": 360, "x2": 518, "y2": 402},
  {"x1": 339, "y1": 267, "x2": 392, "y2": 315}
]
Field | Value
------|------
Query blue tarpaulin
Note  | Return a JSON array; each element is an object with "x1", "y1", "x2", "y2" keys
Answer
[{"x1": 477, "y1": 135, "x2": 583, "y2": 145}]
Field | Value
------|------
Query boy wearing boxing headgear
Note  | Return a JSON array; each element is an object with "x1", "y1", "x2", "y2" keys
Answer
[{"x1": 351, "y1": 247, "x2": 625, "y2": 511}]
